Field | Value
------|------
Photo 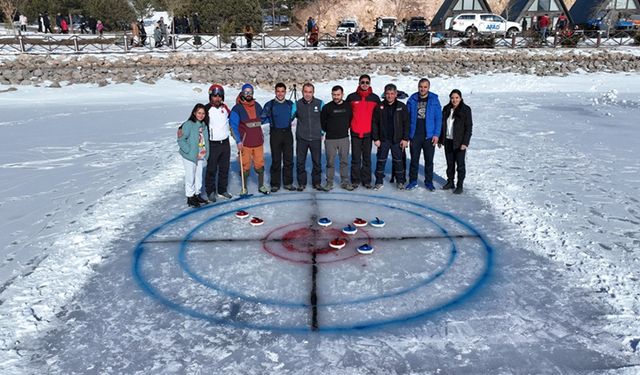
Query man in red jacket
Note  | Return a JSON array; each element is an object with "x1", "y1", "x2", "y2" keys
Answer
[{"x1": 345, "y1": 74, "x2": 380, "y2": 189}]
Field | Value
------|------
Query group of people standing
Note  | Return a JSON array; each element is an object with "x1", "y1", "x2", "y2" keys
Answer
[{"x1": 178, "y1": 77, "x2": 473, "y2": 208}]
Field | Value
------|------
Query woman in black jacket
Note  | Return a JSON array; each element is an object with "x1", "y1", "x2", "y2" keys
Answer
[{"x1": 439, "y1": 89, "x2": 472, "y2": 194}]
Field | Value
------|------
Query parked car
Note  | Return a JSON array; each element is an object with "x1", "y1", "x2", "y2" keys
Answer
[
  {"x1": 450, "y1": 13, "x2": 521, "y2": 37},
  {"x1": 336, "y1": 18, "x2": 358, "y2": 36},
  {"x1": 375, "y1": 16, "x2": 396, "y2": 34},
  {"x1": 406, "y1": 17, "x2": 428, "y2": 33}
]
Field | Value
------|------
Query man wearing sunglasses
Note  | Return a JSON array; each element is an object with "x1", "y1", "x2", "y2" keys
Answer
[
  {"x1": 345, "y1": 74, "x2": 381, "y2": 189},
  {"x1": 230, "y1": 83, "x2": 269, "y2": 195}
]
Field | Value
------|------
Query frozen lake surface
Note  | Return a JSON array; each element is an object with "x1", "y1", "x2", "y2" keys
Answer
[{"x1": 1, "y1": 73, "x2": 639, "y2": 374}]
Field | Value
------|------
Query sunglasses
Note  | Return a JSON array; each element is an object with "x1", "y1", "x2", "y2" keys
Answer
[
  {"x1": 359, "y1": 81, "x2": 370, "y2": 85},
  {"x1": 211, "y1": 92, "x2": 223, "y2": 97},
  {"x1": 243, "y1": 90, "x2": 253, "y2": 95}
]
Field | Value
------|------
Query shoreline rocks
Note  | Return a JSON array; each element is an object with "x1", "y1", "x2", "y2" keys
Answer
[{"x1": 0, "y1": 49, "x2": 638, "y2": 88}]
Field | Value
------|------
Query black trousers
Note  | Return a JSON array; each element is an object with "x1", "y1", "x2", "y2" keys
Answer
[
  {"x1": 205, "y1": 138, "x2": 230, "y2": 195},
  {"x1": 375, "y1": 141, "x2": 406, "y2": 185},
  {"x1": 409, "y1": 137, "x2": 435, "y2": 184},
  {"x1": 269, "y1": 128, "x2": 294, "y2": 188},
  {"x1": 350, "y1": 135, "x2": 372, "y2": 186},
  {"x1": 444, "y1": 139, "x2": 466, "y2": 186},
  {"x1": 296, "y1": 138, "x2": 322, "y2": 186},
  {"x1": 391, "y1": 147, "x2": 407, "y2": 182}
]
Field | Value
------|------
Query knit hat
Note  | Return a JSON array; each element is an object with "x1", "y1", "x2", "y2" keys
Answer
[
  {"x1": 208, "y1": 84, "x2": 224, "y2": 100},
  {"x1": 241, "y1": 83, "x2": 254, "y2": 93}
]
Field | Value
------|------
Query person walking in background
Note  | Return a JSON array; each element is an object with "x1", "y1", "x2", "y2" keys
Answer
[
  {"x1": 43, "y1": 12, "x2": 53, "y2": 34},
  {"x1": 158, "y1": 17, "x2": 167, "y2": 45},
  {"x1": 55, "y1": 13, "x2": 62, "y2": 33},
  {"x1": 60, "y1": 17, "x2": 69, "y2": 34},
  {"x1": 230, "y1": 84, "x2": 269, "y2": 195},
  {"x1": 79, "y1": 14, "x2": 88, "y2": 34},
  {"x1": 556, "y1": 13, "x2": 569, "y2": 33},
  {"x1": 153, "y1": 23, "x2": 162, "y2": 47},
  {"x1": 307, "y1": 17, "x2": 315, "y2": 33},
  {"x1": 372, "y1": 84, "x2": 409, "y2": 190},
  {"x1": 244, "y1": 25, "x2": 254, "y2": 48},
  {"x1": 192, "y1": 13, "x2": 201, "y2": 34},
  {"x1": 346, "y1": 74, "x2": 380, "y2": 189},
  {"x1": 439, "y1": 89, "x2": 473, "y2": 194},
  {"x1": 19, "y1": 14, "x2": 27, "y2": 32},
  {"x1": 308, "y1": 23, "x2": 319, "y2": 48},
  {"x1": 262, "y1": 83, "x2": 296, "y2": 193},
  {"x1": 406, "y1": 78, "x2": 442, "y2": 191},
  {"x1": 321, "y1": 85, "x2": 354, "y2": 191},
  {"x1": 539, "y1": 14, "x2": 550, "y2": 42},
  {"x1": 178, "y1": 104, "x2": 210, "y2": 208},
  {"x1": 88, "y1": 16, "x2": 97, "y2": 34},
  {"x1": 139, "y1": 19, "x2": 147, "y2": 45},
  {"x1": 130, "y1": 20, "x2": 140, "y2": 46},
  {"x1": 97, "y1": 20, "x2": 104, "y2": 36},
  {"x1": 294, "y1": 83, "x2": 325, "y2": 191},
  {"x1": 204, "y1": 84, "x2": 233, "y2": 201}
]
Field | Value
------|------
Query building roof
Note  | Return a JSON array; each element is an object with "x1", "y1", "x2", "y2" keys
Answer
[
  {"x1": 503, "y1": 0, "x2": 573, "y2": 22},
  {"x1": 431, "y1": 0, "x2": 492, "y2": 27}
]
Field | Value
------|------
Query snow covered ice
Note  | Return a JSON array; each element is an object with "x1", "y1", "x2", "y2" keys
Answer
[{"x1": 1, "y1": 72, "x2": 640, "y2": 374}]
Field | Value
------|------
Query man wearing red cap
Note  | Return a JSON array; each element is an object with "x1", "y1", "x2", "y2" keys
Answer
[{"x1": 204, "y1": 84, "x2": 233, "y2": 202}]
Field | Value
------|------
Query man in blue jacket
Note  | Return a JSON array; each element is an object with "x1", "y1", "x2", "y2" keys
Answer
[
  {"x1": 406, "y1": 78, "x2": 442, "y2": 191},
  {"x1": 262, "y1": 82, "x2": 296, "y2": 193}
]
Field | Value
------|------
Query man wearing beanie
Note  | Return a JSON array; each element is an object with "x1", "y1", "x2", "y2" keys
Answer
[
  {"x1": 204, "y1": 84, "x2": 233, "y2": 202},
  {"x1": 230, "y1": 83, "x2": 269, "y2": 195}
]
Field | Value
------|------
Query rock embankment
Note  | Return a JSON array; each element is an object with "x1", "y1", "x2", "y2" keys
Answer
[{"x1": 0, "y1": 49, "x2": 638, "y2": 88}]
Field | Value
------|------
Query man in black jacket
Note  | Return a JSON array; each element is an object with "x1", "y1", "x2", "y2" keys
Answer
[
  {"x1": 321, "y1": 85, "x2": 354, "y2": 191},
  {"x1": 372, "y1": 84, "x2": 409, "y2": 190},
  {"x1": 294, "y1": 83, "x2": 325, "y2": 191}
]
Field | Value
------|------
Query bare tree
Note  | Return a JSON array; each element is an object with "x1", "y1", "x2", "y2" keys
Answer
[
  {"x1": 391, "y1": 0, "x2": 407, "y2": 20},
  {"x1": 0, "y1": 0, "x2": 19, "y2": 26}
]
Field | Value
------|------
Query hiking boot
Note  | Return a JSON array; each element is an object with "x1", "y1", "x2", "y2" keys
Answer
[
  {"x1": 351, "y1": 183, "x2": 359, "y2": 190},
  {"x1": 390, "y1": 176, "x2": 395, "y2": 183},
  {"x1": 194, "y1": 194, "x2": 209, "y2": 205},
  {"x1": 218, "y1": 191, "x2": 233, "y2": 199},
  {"x1": 425, "y1": 182, "x2": 436, "y2": 192},
  {"x1": 270, "y1": 186, "x2": 280, "y2": 193},
  {"x1": 453, "y1": 186, "x2": 463, "y2": 194},
  {"x1": 296, "y1": 185, "x2": 306, "y2": 192},
  {"x1": 207, "y1": 192, "x2": 217, "y2": 203},
  {"x1": 341, "y1": 183, "x2": 355, "y2": 191},
  {"x1": 396, "y1": 182, "x2": 405, "y2": 190},
  {"x1": 373, "y1": 183, "x2": 383, "y2": 191},
  {"x1": 442, "y1": 180, "x2": 455, "y2": 190},
  {"x1": 323, "y1": 183, "x2": 334, "y2": 191},
  {"x1": 313, "y1": 184, "x2": 327, "y2": 192},
  {"x1": 258, "y1": 185, "x2": 270, "y2": 195},
  {"x1": 363, "y1": 183, "x2": 373, "y2": 189},
  {"x1": 187, "y1": 196, "x2": 201, "y2": 208},
  {"x1": 405, "y1": 181, "x2": 418, "y2": 190},
  {"x1": 284, "y1": 184, "x2": 296, "y2": 191}
]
